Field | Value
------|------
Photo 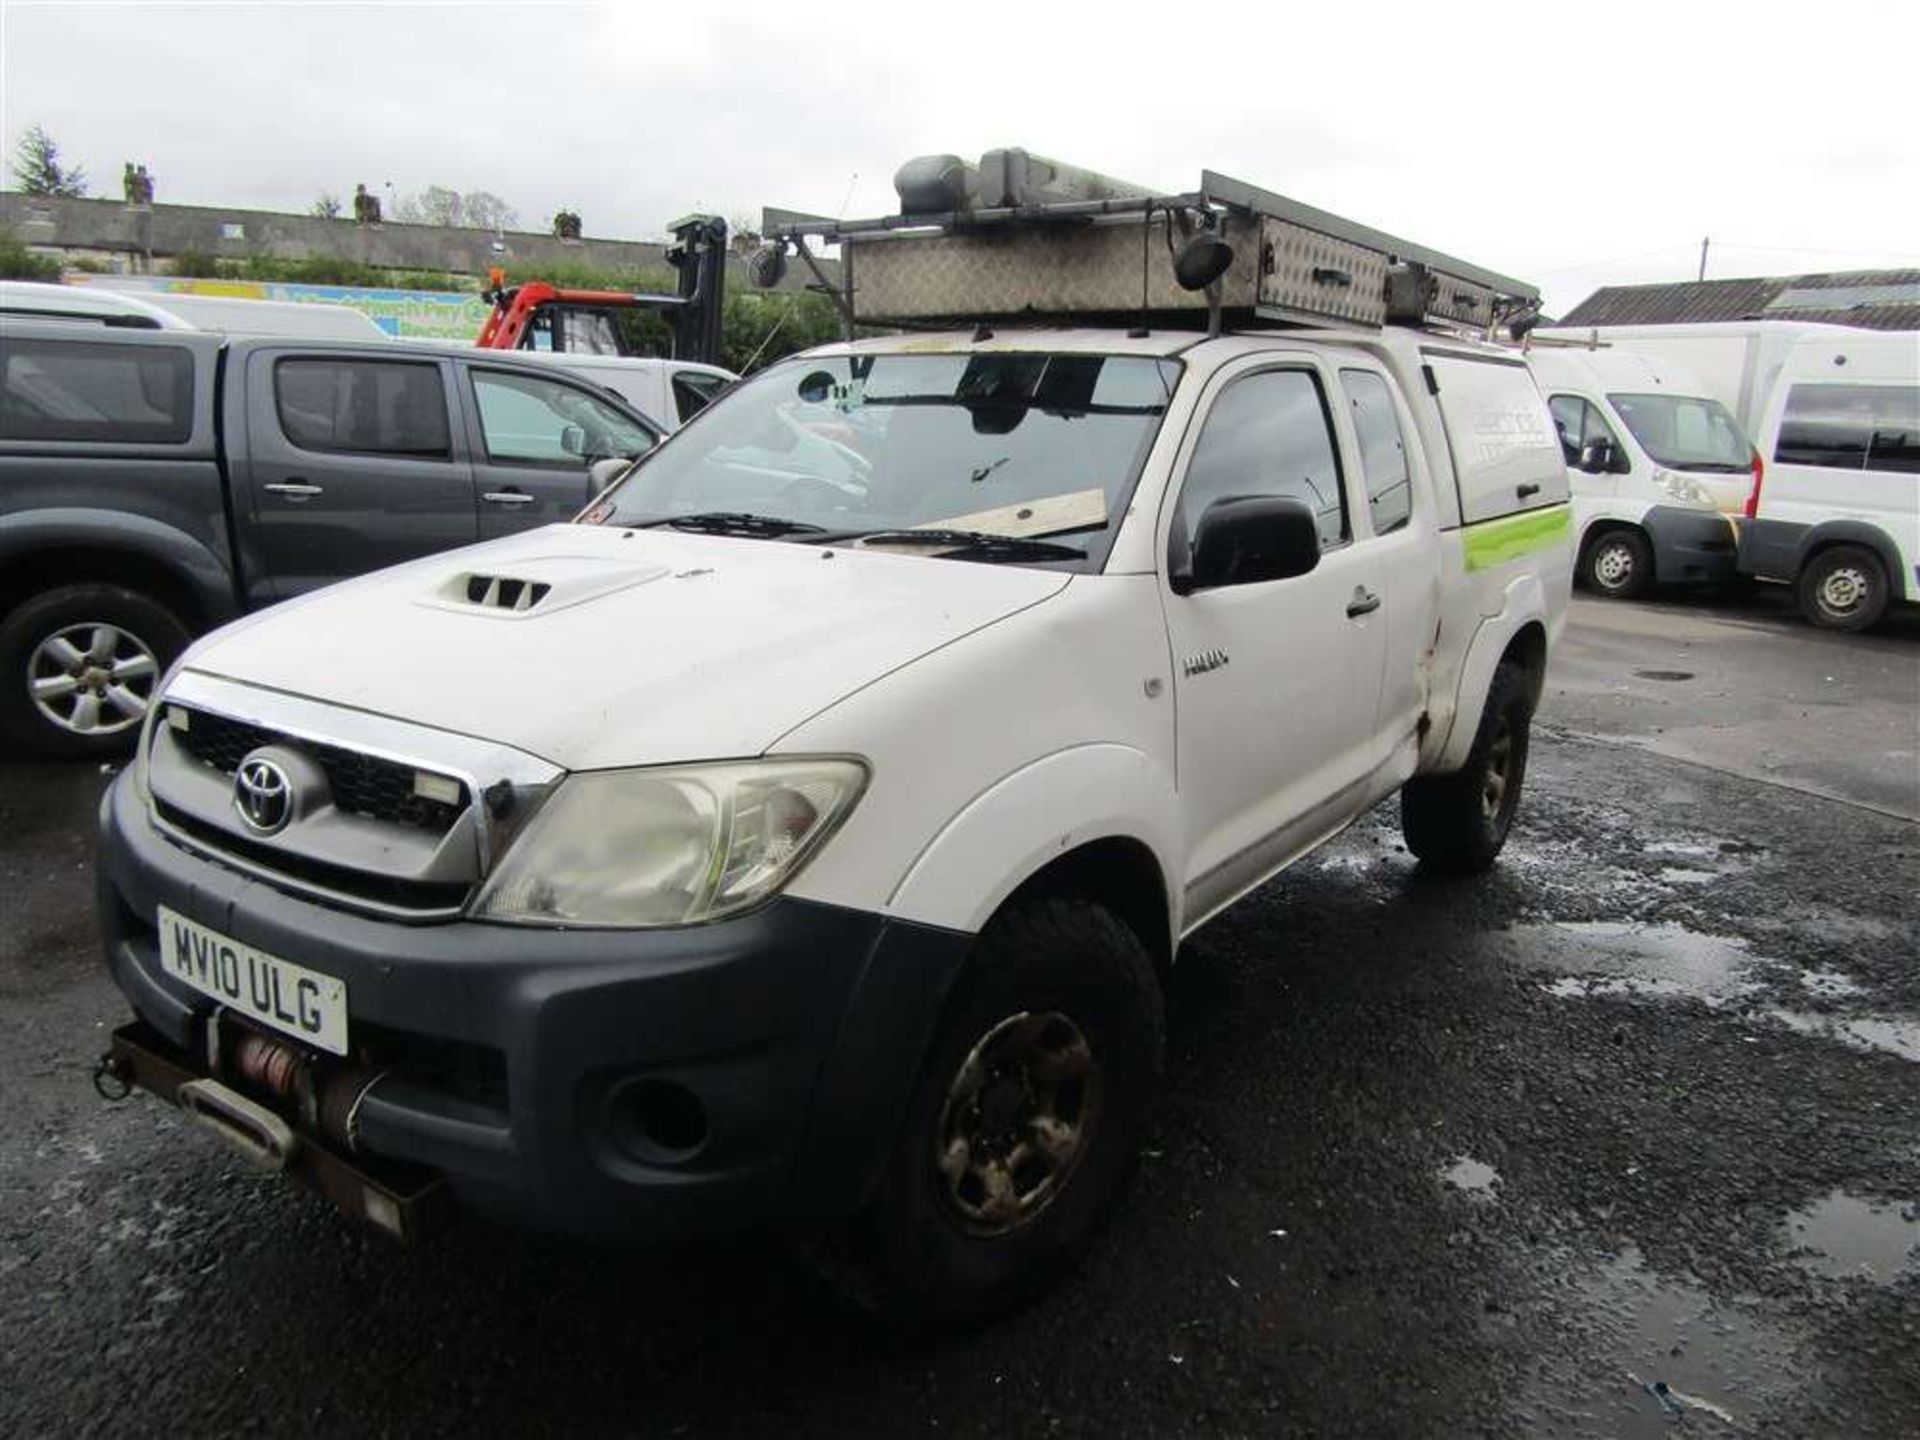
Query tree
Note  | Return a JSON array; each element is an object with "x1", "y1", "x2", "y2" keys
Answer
[
  {"x1": 392, "y1": 184, "x2": 519, "y2": 232},
  {"x1": 9, "y1": 123, "x2": 88, "y2": 197},
  {"x1": 462, "y1": 190, "x2": 517, "y2": 233},
  {"x1": 310, "y1": 193, "x2": 343, "y2": 220}
]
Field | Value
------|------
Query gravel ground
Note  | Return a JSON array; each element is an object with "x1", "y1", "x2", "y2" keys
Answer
[{"x1": 2, "y1": 593, "x2": 1914, "y2": 1438}]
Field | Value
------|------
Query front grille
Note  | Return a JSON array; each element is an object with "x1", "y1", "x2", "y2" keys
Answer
[
  {"x1": 156, "y1": 800, "x2": 473, "y2": 915},
  {"x1": 172, "y1": 707, "x2": 468, "y2": 835}
]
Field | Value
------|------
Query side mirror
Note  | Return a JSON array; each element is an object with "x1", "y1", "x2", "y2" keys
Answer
[
  {"x1": 560, "y1": 424, "x2": 587, "y2": 458},
  {"x1": 1173, "y1": 496, "x2": 1321, "y2": 594},
  {"x1": 1577, "y1": 437, "x2": 1616, "y2": 474},
  {"x1": 587, "y1": 456, "x2": 630, "y2": 494}
]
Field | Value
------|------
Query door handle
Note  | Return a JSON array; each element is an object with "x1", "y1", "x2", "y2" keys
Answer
[
  {"x1": 1346, "y1": 587, "x2": 1381, "y2": 618},
  {"x1": 481, "y1": 490, "x2": 537, "y2": 506},
  {"x1": 1516, "y1": 482, "x2": 1542, "y2": 499},
  {"x1": 263, "y1": 481, "x2": 324, "y2": 499}
]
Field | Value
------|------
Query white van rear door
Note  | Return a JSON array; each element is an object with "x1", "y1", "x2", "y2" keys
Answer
[{"x1": 1424, "y1": 349, "x2": 1568, "y2": 524}]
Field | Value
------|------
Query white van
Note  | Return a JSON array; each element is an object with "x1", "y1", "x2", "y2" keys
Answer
[
  {"x1": 1526, "y1": 346, "x2": 1752, "y2": 598},
  {"x1": 0, "y1": 280, "x2": 392, "y2": 343},
  {"x1": 1534, "y1": 321, "x2": 1857, "y2": 435},
  {"x1": 506, "y1": 351, "x2": 736, "y2": 430},
  {"x1": 1740, "y1": 330, "x2": 1919, "y2": 630},
  {"x1": 127, "y1": 291, "x2": 393, "y2": 343},
  {"x1": 0, "y1": 279, "x2": 192, "y2": 329}
]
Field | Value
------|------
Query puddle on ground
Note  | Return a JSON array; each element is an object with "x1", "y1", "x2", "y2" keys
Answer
[
  {"x1": 1538, "y1": 1245, "x2": 1797, "y2": 1438},
  {"x1": 1782, "y1": 1191, "x2": 1920, "y2": 1281},
  {"x1": 1657, "y1": 867, "x2": 1717, "y2": 886},
  {"x1": 1516, "y1": 921, "x2": 1763, "y2": 1007},
  {"x1": 1796, "y1": 968, "x2": 1865, "y2": 1000},
  {"x1": 1764, "y1": 1009, "x2": 1920, "y2": 1063},
  {"x1": 1441, "y1": 1156, "x2": 1499, "y2": 1199}
]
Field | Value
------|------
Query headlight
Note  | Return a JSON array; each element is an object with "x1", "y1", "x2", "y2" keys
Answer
[
  {"x1": 1651, "y1": 467, "x2": 1710, "y2": 508},
  {"x1": 469, "y1": 757, "x2": 867, "y2": 928}
]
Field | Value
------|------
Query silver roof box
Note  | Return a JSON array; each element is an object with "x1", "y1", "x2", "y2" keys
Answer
[{"x1": 760, "y1": 150, "x2": 1538, "y2": 335}]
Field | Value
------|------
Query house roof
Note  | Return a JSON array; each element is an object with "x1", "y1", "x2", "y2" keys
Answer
[{"x1": 1559, "y1": 269, "x2": 1920, "y2": 331}]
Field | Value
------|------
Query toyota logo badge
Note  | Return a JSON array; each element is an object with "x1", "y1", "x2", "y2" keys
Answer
[{"x1": 234, "y1": 755, "x2": 294, "y2": 834}]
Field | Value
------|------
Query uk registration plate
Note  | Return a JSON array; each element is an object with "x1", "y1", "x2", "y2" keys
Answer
[{"x1": 156, "y1": 905, "x2": 349, "y2": 1055}]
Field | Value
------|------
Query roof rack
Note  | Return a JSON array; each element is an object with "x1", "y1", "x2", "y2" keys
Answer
[{"x1": 753, "y1": 148, "x2": 1540, "y2": 340}]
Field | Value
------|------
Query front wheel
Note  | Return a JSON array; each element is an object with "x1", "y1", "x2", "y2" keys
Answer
[
  {"x1": 1582, "y1": 528, "x2": 1653, "y2": 599},
  {"x1": 846, "y1": 897, "x2": 1163, "y2": 1325},
  {"x1": 1797, "y1": 545, "x2": 1889, "y2": 632},
  {"x1": 0, "y1": 585, "x2": 190, "y2": 760},
  {"x1": 1401, "y1": 661, "x2": 1532, "y2": 874}
]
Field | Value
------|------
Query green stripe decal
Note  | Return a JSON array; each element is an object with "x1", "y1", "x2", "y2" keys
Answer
[{"x1": 1462, "y1": 504, "x2": 1571, "y2": 571}]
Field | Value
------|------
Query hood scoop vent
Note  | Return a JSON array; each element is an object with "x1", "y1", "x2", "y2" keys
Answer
[
  {"x1": 420, "y1": 553, "x2": 672, "y2": 620},
  {"x1": 464, "y1": 574, "x2": 551, "y2": 611}
]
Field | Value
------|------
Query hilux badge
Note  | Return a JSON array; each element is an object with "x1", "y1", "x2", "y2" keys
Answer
[
  {"x1": 1182, "y1": 647, "x2": 1229, "y2": 678},
  {"x1": 234, "y1": 756, "x2": 293, "y2": 834}
]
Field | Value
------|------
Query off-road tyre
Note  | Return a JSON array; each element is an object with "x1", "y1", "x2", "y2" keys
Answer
[
  {"x1": 0, "y1": 585, "x2": 190, "y2": 760},
  {"x1": 838, "y1": 896, "x2": 1163, "y2": 1328},
  {"x1": 1401, "y1": 661, "x2": 1532, "y2": 875},
  {"x1": 1796, "y1": 544, "x2": 1889, "y2": 632},
  {"x1": 1582, "y1": 527, "x2": 1653, "y2": 599}
]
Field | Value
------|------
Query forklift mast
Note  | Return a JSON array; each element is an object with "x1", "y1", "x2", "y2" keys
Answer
[{"x1": 476, "y1": 214, "x2": 728, "y2": 366}]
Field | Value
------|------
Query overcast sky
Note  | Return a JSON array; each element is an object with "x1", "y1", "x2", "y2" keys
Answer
[{"x1": 4, "y1": 0, "x2": 1916, "y2": 316}]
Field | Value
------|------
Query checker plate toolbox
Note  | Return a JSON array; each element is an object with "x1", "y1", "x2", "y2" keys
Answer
[{"x1": 754, "y1": 147, "x2": 1538, "y2": 334}]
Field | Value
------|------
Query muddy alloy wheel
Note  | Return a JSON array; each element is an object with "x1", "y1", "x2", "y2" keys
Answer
[
  {"x1": 841, "y1": 896, "x2": 1163, "y2": 1325},
  {"x1": 1401, "y1": 660, "x2": 1532, "y2": 875},
  {"x1": 1480, "y1": 722, "x2": 1515, "y2": 824},
  {"x1": 934, "y1": 1010, "x2": 1102, "y2": 1237}
]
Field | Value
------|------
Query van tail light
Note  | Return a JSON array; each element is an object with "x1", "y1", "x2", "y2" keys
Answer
[{"x1": 1743, "y1": 449, "x2": 1765, "y2": 519}]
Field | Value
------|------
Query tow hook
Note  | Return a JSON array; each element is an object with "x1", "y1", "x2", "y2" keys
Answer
[{"x1": 92, "y1": 1050, "x2": 133, "y2": 1102}]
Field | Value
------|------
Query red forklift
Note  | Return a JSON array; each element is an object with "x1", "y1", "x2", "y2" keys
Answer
[{"x1": 475, "y1": 214, "x2": 728, "y2": 366}]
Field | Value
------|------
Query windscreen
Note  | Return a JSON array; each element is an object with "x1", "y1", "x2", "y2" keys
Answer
[
  {"x1": 587, "y1": 351, "x2": 1181, "y2": 567},
  {"x1": 1608, "y1": 392, "x2": 1751, "y2": 471}
]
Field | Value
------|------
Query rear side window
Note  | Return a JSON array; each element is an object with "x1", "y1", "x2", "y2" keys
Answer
[
  {"x1": 672, "y1": 371, "x2": 727, "y2": 423},
  {"x1": 1425, "y1": 352, "x2": 1566, "y2": 524},
  {"x1": 274, "y1": 358, "x2": 450, "y2": 458},
  {"x1": 1341, "y1": 369, "x2": 1411, "y2": 535},
  {"x1": 0, "y1": 337, "x2": 194, "y2": 444},
  {"x1": 1775, "y1": 383, "x2": 1920, "y2": 475},
  {"x1": 1181, "y1": 368, "x2": 1347, "y2": 550}
]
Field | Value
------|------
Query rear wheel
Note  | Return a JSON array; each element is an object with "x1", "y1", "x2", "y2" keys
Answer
[
  {"x1": 1796, "y1": 545, "x2": 1889, "y2": 632},
  {"x1": 1582, "y1": 528, "x2": 1653, "y2": 599},
  {"x1": 1402, "y1": 661, "x2": 1531, "y2": 874},
  {"x1": 0, "y1": 585, "x2": 189, "y2": 760},
  {"x1": 842, "y1": 896, "x2": 1163, "y2": 1326}
]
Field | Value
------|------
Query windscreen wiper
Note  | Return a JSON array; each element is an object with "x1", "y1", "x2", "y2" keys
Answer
[
  {"x1": 849, "y1": 528, "x2": 1087, "y2": 560},
  {"x1": 636, "y1": 511, "x2": 829, "y2": 538}
]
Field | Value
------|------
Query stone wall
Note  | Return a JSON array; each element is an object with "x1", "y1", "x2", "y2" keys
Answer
[{"x1": 0, "y1": 192, "x2": 826, "y2": 291}]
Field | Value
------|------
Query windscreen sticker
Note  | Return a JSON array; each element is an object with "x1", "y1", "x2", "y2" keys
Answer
[{"x1": 924, "y1": 486, "x2": 1108, "y2": 538}]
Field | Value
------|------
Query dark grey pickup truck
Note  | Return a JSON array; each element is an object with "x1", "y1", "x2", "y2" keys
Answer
[{"x1": 0, "y1": 320, "x2": 660, "y2": 756}]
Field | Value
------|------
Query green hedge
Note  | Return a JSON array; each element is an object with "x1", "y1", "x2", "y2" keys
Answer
[{"x1": 0, "y1": 228, "x2": 61, "y2": 281}]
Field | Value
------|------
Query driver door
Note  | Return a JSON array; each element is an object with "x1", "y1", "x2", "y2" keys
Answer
[{"x1": 461, "y1": 363, "x2": 661, "y2": 538}]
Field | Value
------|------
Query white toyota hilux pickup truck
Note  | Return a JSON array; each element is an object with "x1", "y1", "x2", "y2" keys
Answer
[{"x1": 96, "y1": 163, "x2": 1573, "y2": 1322}]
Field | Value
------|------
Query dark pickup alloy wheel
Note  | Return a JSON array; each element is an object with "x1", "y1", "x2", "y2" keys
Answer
[{"x1": 0, "y1": 585, "x2": 190, "y2": 759}]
